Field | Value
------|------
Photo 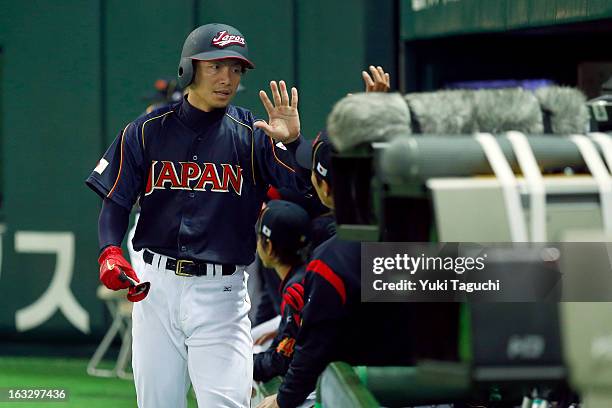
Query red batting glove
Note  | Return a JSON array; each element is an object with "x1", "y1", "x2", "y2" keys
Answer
[
  {"x1": 127, "y1": 285, "x2": 147, "y2": 302},
  {"x1": 98, "y1": 246, "x2": 139, "y2": 290}
]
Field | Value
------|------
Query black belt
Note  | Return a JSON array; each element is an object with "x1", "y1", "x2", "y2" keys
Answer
[{"x1": 143, "y1": 250, "x2": 236, "y2": 277}]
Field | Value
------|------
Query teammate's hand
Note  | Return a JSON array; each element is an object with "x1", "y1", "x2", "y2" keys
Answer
[
  {"x1": 362, "y1": 65, "x2": 390, "y2": 93},
  {"x1": 98, "y1": 245, "x2": 140, "y2": 291},
  {"x1": 256, "y1": 394, "x2": 279, "y2": 408},
  {"x1": 255, "y1": 80, "x2": 300, "y2": 143}
]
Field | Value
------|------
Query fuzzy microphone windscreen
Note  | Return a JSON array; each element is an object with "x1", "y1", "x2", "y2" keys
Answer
[
  {"x1": 535, "y1": 86, "x2": 589, "y2": 134},
  {"x1": 326, "y1": 92, "x2": 411, "y2": 152},
  {"x1": 473, "y1": 88, "x2": 544, "y2": 134},
  {"x1": 405, "y1": 90, "x2": 477, "y2": 134}
]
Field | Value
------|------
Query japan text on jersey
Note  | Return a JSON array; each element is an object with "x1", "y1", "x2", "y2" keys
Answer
[{"x1": 144, "y1": 160, "x2": 243, "y2": 196}]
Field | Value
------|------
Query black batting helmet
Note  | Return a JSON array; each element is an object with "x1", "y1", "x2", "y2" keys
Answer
[{"x1": 177, "y1": 23, "x2": 255, "y2": 89}]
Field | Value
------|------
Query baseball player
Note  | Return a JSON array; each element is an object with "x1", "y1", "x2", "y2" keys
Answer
[
  {"x1": 253, "y1": 200, "x2": 311, "y2": 383},
  {"x1": 86, "y1": 23, "x2": 308, "y2": 408}
]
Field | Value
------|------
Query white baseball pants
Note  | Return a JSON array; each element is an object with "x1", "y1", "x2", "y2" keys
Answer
[{"x1": 131, "y1": 250, "x2": 252, "y2": 408}]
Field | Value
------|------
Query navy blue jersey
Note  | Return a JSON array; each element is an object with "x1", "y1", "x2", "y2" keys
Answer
[
  {"x1": 253, "y1": 265, "x2": 306, "y2": 382},
  {"x1": 86, "y1": 97, "x2": 307, "y2": 264}
]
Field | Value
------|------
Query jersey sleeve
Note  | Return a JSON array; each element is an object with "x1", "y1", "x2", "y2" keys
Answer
[
  {"x1": 300, "y1": 260, "x2": 349, "y2": 323},
  {"x1": 276, "y1": 263, "x2": 348, "y2": 408},
  {"x1": 253, "y1": 281, "x2": 305, "y2": 382},
  {"x1": 252, "y1": 123, "x2": 310, "y2": 192},
  {"x1": 85, "y1": 123, "x2": 146, "y2": 210}
]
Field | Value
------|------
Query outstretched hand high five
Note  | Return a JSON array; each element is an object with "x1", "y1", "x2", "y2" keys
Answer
[
  {"x1": 255, "y1": 80, "x2": 300, "y2": 143},
  {"x1": 362, "y1": 65, "x2": 390, "y2": 93}
]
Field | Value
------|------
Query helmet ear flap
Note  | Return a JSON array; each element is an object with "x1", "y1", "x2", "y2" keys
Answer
[{"x1": 177, "y1": 58, "x2": 194, "y2": 89}]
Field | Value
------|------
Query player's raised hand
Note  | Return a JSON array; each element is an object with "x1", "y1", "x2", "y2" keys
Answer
[
  {"x1": 362, "y1": 65, "x2": 390, "y2": 93},
  {"x1": 255, "y1": 80, "x2": 300, "y2": 143}
]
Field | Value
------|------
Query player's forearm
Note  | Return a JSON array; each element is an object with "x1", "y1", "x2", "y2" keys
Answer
[{"x1": 98, "y1": 198, "x2": 130, "y2": 251}]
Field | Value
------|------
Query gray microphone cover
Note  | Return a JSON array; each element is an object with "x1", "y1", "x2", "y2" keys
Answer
[{"x1": 327, "y1": 92, "x2": 411, "y2": 152}]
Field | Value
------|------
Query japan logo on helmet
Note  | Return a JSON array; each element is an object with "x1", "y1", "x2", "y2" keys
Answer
[{"x1": 211, "y1": 31, "x2": 246, "y2": 48}]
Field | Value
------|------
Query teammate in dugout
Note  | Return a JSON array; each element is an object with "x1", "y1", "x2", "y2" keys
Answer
[
  {"x1": 252, "y1": 186, "x2": 334, "y2": 340},
  {"x1": 86, "y1": 23, "x2": 309, "y2": 408},
  {"x1": 256, "y1": 131, "x2": 459, "y2": 408},
  {"x1": 256, "y1": 131, "x2": 365, "y2": 408},
  {"x1": 252, "y1": 200, "x2": 311, "y2": 382}
]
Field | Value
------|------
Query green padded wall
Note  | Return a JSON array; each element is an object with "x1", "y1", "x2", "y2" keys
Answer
[
  {"x1": 104, "y1": 0, "x2": 193, "y2": 146},
  {"x1": 297, "y1": 0, "x2": 397, "y2": 138},
  {"x1": 296, "y1": 0, "x2": 368, "y2": 138},
  {"x1": 0, "y1": 1, "x2": 103, "y2": 338}
]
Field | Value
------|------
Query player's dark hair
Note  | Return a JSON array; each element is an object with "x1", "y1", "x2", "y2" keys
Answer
[{"x1": 260, "y1": 235, "x2": 311, "y2": 267}]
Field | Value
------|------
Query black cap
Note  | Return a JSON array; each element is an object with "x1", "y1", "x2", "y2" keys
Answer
[
  {"x1": 256, "y1": 200, "x2": 311, "y2": 251},
  {"x1": 296, "y1": 130, "x2": 333, "y2": 182}
]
